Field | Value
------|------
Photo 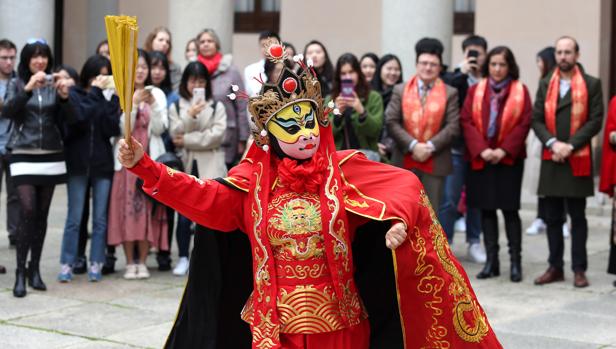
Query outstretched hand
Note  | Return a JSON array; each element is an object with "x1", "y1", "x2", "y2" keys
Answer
[
  {"x1": 385, "y1": 222, "x2": 408, "y2": 250},
  {"x1": 118, "y1": 137, "x2": 145, "y2": 169}
]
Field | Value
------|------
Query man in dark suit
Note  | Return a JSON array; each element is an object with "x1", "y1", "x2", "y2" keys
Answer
[
  {"x1": 532, "y1": 36, "x2": 603, "y2": 288},
  {"x1": 386, "y1": 38, "x2": 460, "y2": 210}
]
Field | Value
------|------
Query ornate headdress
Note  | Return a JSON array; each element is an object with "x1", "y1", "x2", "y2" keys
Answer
[{"x1": 229, "y1": 40, "x2": 336, "y2": 150}]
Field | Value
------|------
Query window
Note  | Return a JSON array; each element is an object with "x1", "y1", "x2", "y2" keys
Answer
[
  {"x1": 454, "y1": 0, "x2": 475, "y2": 34},
  {"x1": 234, "y1": 0, "x2": 281, "y2": 33}
]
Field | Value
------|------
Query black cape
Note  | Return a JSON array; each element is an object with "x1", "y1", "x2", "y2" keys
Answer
[{"x1": 164, "y1": 220, "x2": 404, "y2": 349}]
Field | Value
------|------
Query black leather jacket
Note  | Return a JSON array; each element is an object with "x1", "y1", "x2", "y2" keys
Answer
[{"x1": 2, "y1": 78, "x2": 77, "y2": 151}]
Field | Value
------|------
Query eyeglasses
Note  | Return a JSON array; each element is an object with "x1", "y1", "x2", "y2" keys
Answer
[
  {"x1": 417, "y1": 61, "x2": 440, "y2": 68},
  {"x1": 26, "y1": 38, "x2": 47, "y2": 45},
  {"x1": 0, "y1": 56, "x2": 16, "y2": 61}
]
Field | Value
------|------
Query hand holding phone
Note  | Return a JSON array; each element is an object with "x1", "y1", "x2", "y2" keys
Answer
[
  {"x1": 192, "y1": 87, "x2": 205, "y2": 104},
  {"x1": 467, "y1": 49, "x2": 479, "y2": 67},
  {"x1": 101, "y1": 75, "x2": 115, "y2": 89},
  {"x1": 340, "y1": 79, "x2": 354, "y2": 98},
  {"x1": 45, "y1": 74, "x2": 55, "y2": 86}
]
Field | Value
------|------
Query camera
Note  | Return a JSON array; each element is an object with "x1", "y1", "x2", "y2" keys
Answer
[{"x1": 44, "y1": 74, "x2": 54, "y2": 86}]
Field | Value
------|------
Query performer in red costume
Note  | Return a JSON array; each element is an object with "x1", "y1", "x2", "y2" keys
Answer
[{"x1": 118, "y1": 41, "x2": 502, "y2": 349}]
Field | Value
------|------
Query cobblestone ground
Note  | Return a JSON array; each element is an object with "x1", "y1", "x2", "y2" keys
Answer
[{"x1": 0, "y1": 186, "x2": 614, "y2": 348}]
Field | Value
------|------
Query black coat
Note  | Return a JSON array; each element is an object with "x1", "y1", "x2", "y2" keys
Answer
[
  {"x1": 531, "y1": 66, "x2": 604, "y2": 198},
  {"x1": 2, "y1": 78, "x2": 77, "y2": 151},
  {"x1": 64, "y1": 87, "x2": 120, "y2": 178}
]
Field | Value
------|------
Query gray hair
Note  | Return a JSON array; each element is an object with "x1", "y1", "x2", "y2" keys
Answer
[{"x1": 196, "y1": 28, "x2": 221, "y2": 51}]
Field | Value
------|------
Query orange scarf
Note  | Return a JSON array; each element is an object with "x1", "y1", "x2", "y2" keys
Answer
[
  {"x1": 402, "y1": 76, "x2": 447, "y2": 173},
  {"x1": 471, "y1": 79, "x2": 525, "y2": 170},
  {"x1": 542, "y1": 66, "x2": 591, "y2": 177}
]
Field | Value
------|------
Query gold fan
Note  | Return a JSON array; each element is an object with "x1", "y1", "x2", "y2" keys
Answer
[{"x1": 104, "y1": 15, "x2": 138, "y2": 145}]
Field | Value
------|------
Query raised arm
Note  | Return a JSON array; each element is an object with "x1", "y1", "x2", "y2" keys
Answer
[{"x1": 121, "y1": 138, "x2": 245, "y2": 232}]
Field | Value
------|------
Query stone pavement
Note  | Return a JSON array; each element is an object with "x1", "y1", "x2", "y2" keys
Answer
[{"x1": 0, "y1": 186, "x2": 614, "y2": 349}]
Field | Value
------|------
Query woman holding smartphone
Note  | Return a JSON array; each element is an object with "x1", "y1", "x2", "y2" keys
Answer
[
  {"x1": 58, "y1": 54, "x2": 120, "y2": 282},
  {"x1": 2, "y1": 40, "x2": 77, "y2": 297},
  {"x1": 168, "y1": 61, "x2": 227, "y2": 275},
  {"x1": 326, "y1": 53, "x2": 383, "y2": 160},
  {"x1": 107, "y1": 49, "x2": 169, "y2": 280}
]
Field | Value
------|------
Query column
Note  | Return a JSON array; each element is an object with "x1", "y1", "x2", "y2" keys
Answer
[
  {"x1": 0, "y1": 0, "x2": 55, "y2": 55},
  {"x1": 87, "y1": 0, "x2": 119, "y2": 55},
  {"x1": 381, "y1": 0, "x2": 454, "y2": 79},
  {"x1": 168, "y1": 0, "x2": 234, "y2": 67}
]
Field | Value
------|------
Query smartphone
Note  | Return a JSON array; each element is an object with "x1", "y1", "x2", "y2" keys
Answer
[
  {"x1": 101, "y1": 75, "x2": 115, "y2": 89},
  {"x1": 144, "y1": 85, "x2": 154, "y2": 93},
  {"x1": 192, "y1": 87, "x2": 205, "y2": 104},
  {"x1": 340, "y1": 79, "x2": 354, "y2": 98},
  {"x1": 467, "y1": 49, "x2": 479, "y2": 64}
]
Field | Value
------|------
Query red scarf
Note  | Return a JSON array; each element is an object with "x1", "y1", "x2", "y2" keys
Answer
[
  {"x1": 401, "y1": 76, "x2": 447, "y2": 174},
  {"x1": 600, "y1": 96, "x2": 616, "y2": 196},
  {"x1": 471, "y1": 78, "x2": 525, "y2": 170},
  {"x1": 197, "y1": 52, "x2": 222, "y2": 75},
  {"x1": 542, "y1": 66, "x2": 591, "y2": 177}
]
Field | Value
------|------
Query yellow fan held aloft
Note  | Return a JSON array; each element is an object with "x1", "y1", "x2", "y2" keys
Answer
[{"x1": 104, "y1": 15, "x2": 138, "y2": 147}]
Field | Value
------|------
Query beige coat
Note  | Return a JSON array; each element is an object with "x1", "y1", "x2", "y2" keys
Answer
[{"x1": 169, "y1": 97, "x2": 228, "y2": 180}]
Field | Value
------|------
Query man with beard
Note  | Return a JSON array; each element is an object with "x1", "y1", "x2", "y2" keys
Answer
[{"x1": 532, "y1": 36, "x2": 603, "y2": 288}]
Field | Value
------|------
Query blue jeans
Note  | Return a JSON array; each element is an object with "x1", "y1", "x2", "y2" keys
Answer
[
  {"x1": 438, "y1": 153, "x2": 482, "y2": 244},
  {"x1": 60, "y1": 176, "x2": 111, "y2": 265}
]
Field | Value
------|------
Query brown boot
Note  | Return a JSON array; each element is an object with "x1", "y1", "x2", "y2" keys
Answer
[
  {"x1": 573, "y1": 271, "x2": 589, "y2": 288},
  {"x1": 534, "y1": 266, "x2": 564, "y2": 285}
]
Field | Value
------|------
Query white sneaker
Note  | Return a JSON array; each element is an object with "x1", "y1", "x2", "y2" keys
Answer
[
  {"x1": 526, "y1": 218, "x2": 546, "y2": 235},
  {"x1": 563, "y1": 223, "x2": 570, "y2": 238},
  {"x1": 123, "y1": 264, "x2": 138, "y2": 280},
  {"x1": 454, "y1": 217, "x2": 466, "y2": 232},
  {"x1": 136, "y1": 264, "x2": 150, "y2": 279},
  {"x1": 468, "y1": 243, "x2": 487, "y2": 264},
  {"x1": 173, "y1": 257, "x2": 190, "y2": 276}
]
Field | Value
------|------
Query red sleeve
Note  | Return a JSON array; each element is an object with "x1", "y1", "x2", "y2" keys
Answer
[
  {"x1": 129, "y1": 153, "x2": 246, "y2": 232},
  {"x1": 460, "y1": 84, "x2": 489, "y2": 159},
  {"x1": 499, "y1": 86, "x2": 532, "y2": 158}
]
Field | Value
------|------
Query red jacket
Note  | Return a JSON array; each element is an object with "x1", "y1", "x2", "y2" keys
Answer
[{"x1": 461, "y1": 82, "x2": 532, "y2": 164}]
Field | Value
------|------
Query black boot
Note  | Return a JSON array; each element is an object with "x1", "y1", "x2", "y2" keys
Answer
[
  {"x1": 504, "y1": 210, "x2": 523, "y2": 283},
  {"x1": 27, "y1": 262, "x2": 47, "y2": 291},
  {"x1": 477, "y1": 253, "x2": 500, "y2": 279},
  {"x1": 477, "y1": 210, "x2": 500, "y2": 279},
  {"x1": 510, "y1": 258, "x2": 522, "y2": 282},
  {"x1": 13, "y1": 269, "x2": 26, "y2": 297}
]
